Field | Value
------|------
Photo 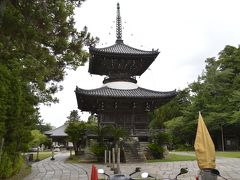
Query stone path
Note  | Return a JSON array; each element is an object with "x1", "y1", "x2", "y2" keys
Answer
[
  {"x1": 24, "y1": 151, "x2": 240, "y2": 180},
  {"x1": 24, "y1": 152, "x2": 96, "y2": 180}
]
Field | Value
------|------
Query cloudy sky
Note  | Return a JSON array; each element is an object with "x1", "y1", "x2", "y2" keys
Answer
[{"x1": 40, "y1": 0, "x2": 240, "y2": 127}]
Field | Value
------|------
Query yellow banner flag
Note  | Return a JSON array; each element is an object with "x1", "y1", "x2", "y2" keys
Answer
[{"x1": 194, "y1": 112, "x2": 216, "y2": 169}]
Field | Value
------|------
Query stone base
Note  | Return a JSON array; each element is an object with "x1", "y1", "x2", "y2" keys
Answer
[{"x1": 198, "y1": 169, "x2": 217, "y2": 180}]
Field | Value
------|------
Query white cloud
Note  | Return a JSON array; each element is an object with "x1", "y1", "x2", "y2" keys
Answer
[{"x1": 40, "y1": 0, "x2": 240, "y2": 127}]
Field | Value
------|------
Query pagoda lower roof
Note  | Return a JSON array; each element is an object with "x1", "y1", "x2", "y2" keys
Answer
[
  {"x1": 75, "y1": 85, "x2": 176, "y2": 113},
  {"x1": 89, "y1": 42, "x2": 159, "y2": 57},
  {"x1": 75, "y1": 86, "x2": 176, "y2": 99}
]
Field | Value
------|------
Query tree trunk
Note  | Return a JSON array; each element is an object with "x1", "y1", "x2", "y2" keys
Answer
[
  {"x1": 0, "y1": 138, "x2": 4, "y2": 163},
  {"x1": 73, "y1": 143, "x2": 79, "y2": 155},
  {"x1": 221, "y1": 124, "x2": 225, "y2": 152},
  {"x1": 0, "y1": 0, "x2": 7, "y2": 18}
]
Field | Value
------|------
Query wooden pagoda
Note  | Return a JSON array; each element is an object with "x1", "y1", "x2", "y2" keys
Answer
[{"x1": 75, "y1": 3, "x2": 176, "y2": 140}]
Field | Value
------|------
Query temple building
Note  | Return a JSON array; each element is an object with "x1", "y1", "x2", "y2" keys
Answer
[{"x1": 75, "y1": 3, "x2": 176, "y2": 157}]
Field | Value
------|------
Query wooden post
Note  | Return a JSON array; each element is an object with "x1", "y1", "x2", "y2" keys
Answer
[
  {"x1": 116, "y1": 147, "x2": 121, "y2": 174},
  {"x1": 51, "y1": 146, "x2": 55, "y2": 160},
  {"x1": 104, "y1": 150, "x2": 107, "y2": 164},
  {"x1": 36, "y1": 147, "x2": 40, "y2": 161},
  {"x1": 112, "y1": 148, "x2": 115, "y2": 170},
  {"x1": 108, "y1": 150, "x2": 111, "y2": 166},
  {"x1": 70, "y1": 148, "x2": 73, "y2": 159}
]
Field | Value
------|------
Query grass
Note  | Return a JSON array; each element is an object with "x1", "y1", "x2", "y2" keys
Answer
[
  {"x1": 65, "y1": 154, "x2": 98, "y2": 164},
  {"x1": 169, "y1": 151, "x2": 240, "y2": 159},
  {"x1": 216, "y1": 151, "x2": 240, "y2": 158},
  {"x1": 65, "y1": 154, "x2": 81, "y2": 163},
  {"x1": 65, "y1": 151, "x2": 240, "y2": 164},
  {"x1": 33, "y1": 151, "x2": 53, "y2": 161},
  {"x1": 67, "y1": 154, "x2": 196, "y2": 164},
  {"x1": 147, "y1": 153, "x2": 196, "y2": 163}
]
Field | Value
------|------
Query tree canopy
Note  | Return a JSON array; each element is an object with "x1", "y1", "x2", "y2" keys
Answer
[
  {"x1": 0, "y1": 1, "x2": 98, "y2": 177},
  {"x1": 65, "y1": 110, "x2": 86, "y2": 155},
  {"x1": 150, "y1": 45, "x2": 240, "y2": 150}
]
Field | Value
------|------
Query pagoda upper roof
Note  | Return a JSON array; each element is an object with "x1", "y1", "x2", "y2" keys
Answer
[
  {"x1": 88, "y1": 3, "x2": 160, "y2": 76},
  {"x1": 89, "y1": 42, "x2": 159, "y2": 76},
  {"x1": 90, "y1": 42, "x2": 159, "y2": 57},
  {"x1": 76, "y1": 86, "x2": 176, "y2": 99}
]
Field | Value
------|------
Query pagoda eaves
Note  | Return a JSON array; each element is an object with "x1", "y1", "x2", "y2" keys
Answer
[
  {"x1": 89, "y1": 42, "x2": 159, "y2": 77},
  {"x1": 75, "y1": 84, "x2": 176, "y2": 113}
]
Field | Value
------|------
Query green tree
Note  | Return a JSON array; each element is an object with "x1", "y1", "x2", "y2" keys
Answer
[
  {"x1": 65, "y1": 110, "x2": 86, "y2": 155},
  {"x1": 158, "y1": 45, "x2": 240, "y2": 150},
  {"x1": 149, "y1": 89, "x2": 194, "y2": 148},
  {"x1": 0, "y1": 1, "x2": 97, "y2": 177},
  {"x1": 35, "y1": 119, "x2": 52, "y2": 133},
  {"x1": 88, "y1": 125, "x2": 110, "y2": 145},
  {"x1": 65, "y1": 121, "x2": 86, "y2": 155},
  {"x1": 29, "y1": 130, "x2": 48, "y2": 148},
  {"x1": 87, "y1": 115, "x2": 98, "y2": 125},
  {"x1": 149, "y1": 89, "x2": 190, "y2": 129},
  {"x1": 67, "y1": 110, "x2": 81, "y2": 122},
  {"x1": 87, "y1": 124, "x2": 113, "y2": 162},
  {"x1": 189, "y1": 46, "x2": 240, "y2": 150}
]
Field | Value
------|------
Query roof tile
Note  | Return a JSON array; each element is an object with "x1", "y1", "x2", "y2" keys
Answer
[
  {"x1": 90, "y1": 43, "x2": 159, "y2": 56},
  {"x1": 76, "y1": 86, "x2": 176, "y2": 99}
]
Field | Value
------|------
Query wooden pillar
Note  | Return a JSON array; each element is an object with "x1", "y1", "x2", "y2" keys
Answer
[
  {"x1": 108, "y1": 150, "x2": 111, "y2": 166},
  {"x1": 131, "y1": 113, "x2": 135, "y2": 135},
  {"x1": 116, "y1": 147, "x2": 121, "y2": 174},
  {"x1": 104, "y1": 150, "x2": 107, "y2": 164},
  {"x1": 51, "y1": 146, "x2": 55, "y2": 160},
  {"x1": 36, "y1": 147, "x2": 40, "y2": 161},
  {"x1": 112, "y1": 148, "x2": 115, "y2": 169}
]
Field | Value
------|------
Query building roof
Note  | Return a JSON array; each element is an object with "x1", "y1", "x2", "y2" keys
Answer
[
  {"x1": 89, "y1": 43, "x2": 159, "y2": 56},
  {"x1": 75, "y1": 86, "x2": 176, "y2": 99},
  {"x1": 89, "y1": 42, "x2": 159, "y2": 76},
  {"x1": 75, "y1": 86, "x2": 176, "y2": 113},
  {"x1": 44, "y1": 124, "x2": 68, "y2": 137}
]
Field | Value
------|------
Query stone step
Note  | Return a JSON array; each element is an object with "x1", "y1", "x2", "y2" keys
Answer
[{"x1": 122, "y1": 140, "x2": 146, "y2": 163}]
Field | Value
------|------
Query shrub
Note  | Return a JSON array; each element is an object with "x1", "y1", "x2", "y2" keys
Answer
[
  {"x1": 175, "y1": 144, "x2": 194, "y2": 151},
  {"x1": 151, "y1": 131, "x2": 170, "y2": 146},
  {"x1": 0, "y1": 152, "x2": 24, "y2": 178},
  {"x1": 148, "y1": 143, "x2": 164, "y2": 159},
  {"x1": 13, "y1": 154, "x2": 24, "y2": 175},
  {"x1": 0, "y1": 152, "x2": 13, "y2": 178},
  {"x1": 90, "y1": 143, "x2": 106, "y2": 162}
]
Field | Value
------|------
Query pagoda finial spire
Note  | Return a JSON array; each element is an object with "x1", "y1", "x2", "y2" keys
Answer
[{"x1": 116, "y1": 3, "x2": 123, "y2": 43}]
